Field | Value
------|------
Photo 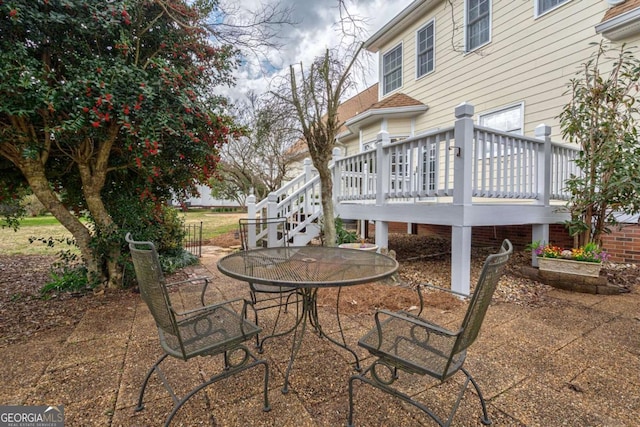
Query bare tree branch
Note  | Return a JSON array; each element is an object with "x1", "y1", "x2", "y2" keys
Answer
[{"x1": 205, "y1": 1, "x2": 298, "y2": 76}]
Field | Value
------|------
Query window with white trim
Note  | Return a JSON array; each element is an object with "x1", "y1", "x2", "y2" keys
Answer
[
  {"x1": 478, "y1": 103, "x2": 524, "y2": 158},
  {"x1": 391, "y1": 151, "x2": 404, "y2": 190},
  {"x1": 382, "y1": 44, "x2": 402, "y2": 95},
  {"x1": 416, "y1": 20, "x2": 435, "y2": 78},
  {"x1": 389, "y1": 136, "x2": 410, "y2": 191},
  {"x1": 479, "y1": 104, "x2": 523, "y2": 134},
  {"x1": 466, "y1": 0, "x2": 491, "y2": 52},
  {"x1": 536, "y1": 0, "x2": 570, "y2": 17},
  {"x1": 421, "y1": 144, "x2": 437, "y2": 192}
]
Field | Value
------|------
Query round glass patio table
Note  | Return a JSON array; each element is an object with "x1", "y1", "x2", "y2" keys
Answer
[{"x1": 217, "y1": 245, "x2": 398, "y2": 393}]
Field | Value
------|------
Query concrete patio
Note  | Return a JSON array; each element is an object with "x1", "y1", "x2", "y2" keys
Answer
[{"x1": 2, "y1": 246, "x2": 639, "y2": 426}]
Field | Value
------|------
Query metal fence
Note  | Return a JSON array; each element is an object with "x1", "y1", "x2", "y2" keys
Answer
[{"x1": 183, "y1": 221, "x2": 203, "y2": 257}]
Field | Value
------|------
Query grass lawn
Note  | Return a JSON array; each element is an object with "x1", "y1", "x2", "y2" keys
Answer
[
  {"x1": 0, "y1": 215, "x2": 76, "y2": 256},
  {"x1": 0, "y1": 210, "x2": 243, "y2": 255},
  {"x1": 181, "y1": 210, "x2": 242, "y2": 241}
]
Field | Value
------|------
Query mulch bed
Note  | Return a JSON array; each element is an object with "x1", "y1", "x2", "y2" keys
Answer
[{"x1": 2, "y1": 233, "x2": 637, "y2": 348}]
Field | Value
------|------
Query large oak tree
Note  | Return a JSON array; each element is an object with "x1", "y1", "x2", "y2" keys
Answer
[{"x1": 0, "y1": 0, "x2": 240, "y2": 287}]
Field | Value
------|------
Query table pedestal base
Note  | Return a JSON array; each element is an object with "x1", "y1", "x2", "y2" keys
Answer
[{"x1": 282, "y1": 287, "x2": 361, "y2": 394}]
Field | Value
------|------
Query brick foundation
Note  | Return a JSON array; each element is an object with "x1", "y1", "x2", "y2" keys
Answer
[
  {"x1": 369, "y1": 222, "x2": 640, "y2": 264},
  {"x1": 601, "y1": 224, "x2": 640, "y2": 263}
]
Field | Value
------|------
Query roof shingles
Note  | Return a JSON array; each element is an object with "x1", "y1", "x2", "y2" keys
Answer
[
  {"x1": 602, "y1": 0, "x2": 640, "y2": 22},
  {"x1": 368, "y1": 92, "x2": 424, "y2": 110}
]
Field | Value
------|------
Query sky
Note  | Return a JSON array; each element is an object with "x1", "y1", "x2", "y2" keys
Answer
[{"x1": 218, "y1": 0, "x2": 415, "y2": 102}]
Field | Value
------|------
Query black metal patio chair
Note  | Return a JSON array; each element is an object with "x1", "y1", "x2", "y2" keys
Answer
[
  {"x1": 125, "y1": 233, "x2": 270, "y2": 426},
  {"x1": 238, "y1": 217, "x2": 299, "y2": 352},
  {"x1": 347, "y1": 239, "x2": 513, "y2": 427}
]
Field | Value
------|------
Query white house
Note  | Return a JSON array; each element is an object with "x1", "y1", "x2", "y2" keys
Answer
[
  {"x1": 178, "y1": 184, "x2": 240, "y2": 209},
  {"x1": 246, "y1": 0, "x2": 640, "y2": 294}
]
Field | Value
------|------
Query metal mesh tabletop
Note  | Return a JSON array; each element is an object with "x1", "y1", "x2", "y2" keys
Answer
[{"x1": 217, "y1": 246, "x2": 399, "y2": 289}]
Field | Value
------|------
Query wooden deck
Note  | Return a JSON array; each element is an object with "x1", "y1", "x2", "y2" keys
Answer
[{"x1": 246, "y1": 104, "x2": 580, "y2": 294}]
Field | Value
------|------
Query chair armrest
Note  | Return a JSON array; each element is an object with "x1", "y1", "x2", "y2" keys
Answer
[
  {"x1": 374, "y1": 309, "x2": 459, "y2": 339},
  {"x1": 375, "y1": 276, "x2": 424, "y2": 315},
  {"x1": 418, "y1": 282, "x2": 469, "y2": 299},
  {"x1": 166, "y1": 276, "x2": 210, "y2": 306},
  {"x1": 166, "y1": 276, "x2": 210, "y2": 288},
  {"x1": 173, "y1": 298, "x2": 260, "y2": 339},
  {"x1": 173, "y1": 296, "x2": 247, "y2": 317}
]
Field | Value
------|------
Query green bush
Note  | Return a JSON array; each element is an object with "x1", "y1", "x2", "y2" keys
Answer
[
  {"x1": 160, "y1": 250, "x2": 199, "y2": 274},
  {"x1": 28, "y1": 235, "x2": 97, "y2": 296},
  {"x1": 157, "y1": 205, "x2": 186, "y2": 255},
  {"x1": 335, "y1": 217, "x2": 358, "y2": 244},
  {"x1": 40, "y1": 265, "x2": 89, "y2": 298},
  {"x1": 116, "y1": 204, "x2": 188, "y2": 287}
]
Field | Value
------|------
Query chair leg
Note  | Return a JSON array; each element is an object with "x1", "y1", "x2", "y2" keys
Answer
[
  {"x1": 136, "y1": 349, "x2": 270, "y2": 426},
  {"x1": 163, "y1": 353, "x2": 271, "y2": 427},
  {"x1": 253, "y1": 291, "x2": 303, "y2": 353},
  {"x1": 462, "y1": 367, "x2": 491, "y2": 426},
  {"x1": 199, "y1": 280, "x2": 209, "y2": 306},
  {"x1": 249, "y1": 290, "x2": 262, "y2": 351},
  {"x1": 135, "y1": 353, "x2": 170, "y2": 412},
  {"x1": 249, "y1": 289, "x2": 298, "y2": 353},
  {"x1": 348, "y1": 361, "x2": 470, "y2": 427},
  {"x1": 283, "y1": 289, "x2": 298, "y2": 313},
  {"x1": 347, "y1": 371, "x2": 360, "y2": 427}
]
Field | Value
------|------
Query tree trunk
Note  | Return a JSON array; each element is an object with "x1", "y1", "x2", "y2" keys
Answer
[
  {"x1": 81, "y1": 180, "x2": 122, "y2": 288},
  {"x1": 76, "y1": 132, "x2": 122, "y2": 288},
  {"x1": 19, "y1": 159, "x2": 102, "y2": 282},
  {"x1": 318, "y1": 167, "x2": 335, "y2": 246}
]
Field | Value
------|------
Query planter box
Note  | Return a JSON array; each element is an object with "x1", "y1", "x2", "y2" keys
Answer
[
  {"x1": 538, "y1": 257, "x2": 602, "y2": 277},
  {"x1": 338, "y1": 243, "x2": 378, "y2": 252}
]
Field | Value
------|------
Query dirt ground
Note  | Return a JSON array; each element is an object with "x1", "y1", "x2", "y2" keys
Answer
[{"x1": 1, "y1": 233, "x2": 638, "y2": 349}]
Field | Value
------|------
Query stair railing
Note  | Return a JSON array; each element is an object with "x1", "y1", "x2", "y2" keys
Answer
[{"x1": 247, "y1": 158, "x2": 324, "y2": 246}]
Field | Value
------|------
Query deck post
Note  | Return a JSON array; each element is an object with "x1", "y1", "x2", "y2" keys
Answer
[
  {"x1": 532, "y1": 124, "x2": 552, "y2": 267},
  {"x1": 453, "y1": 103, "x2": 474, "y2": 206},
  {"x1": 375, "y1": 221, "x2": 389, "y2": 252},
  {"x1": 451, "y1": 103, "x2": 475, "y2": 295},
  {"x1": 535, "y1": 124, "x2": 552, "y2": 207},
  {"x1": 247, "y1": 193, "x2": 256, "y2": 219},
  {"x1": 304, "y1": 158, "x2": 313, "y2": 182},
  {"x1": 375, "y1": 131, "x2": 391, "y2": 251},
  {"x1": 332, "y1": 147, "x2": 342, "y2": 205},
  {"x1": 267, "y1": 193, "x2": 279, "y2": 247},
  {"x1": 246, "y1": 193, "x2": 257, "y2": 248},
  {"x1": 451, "y1": 226, "x2": 472, "y2": 295}
]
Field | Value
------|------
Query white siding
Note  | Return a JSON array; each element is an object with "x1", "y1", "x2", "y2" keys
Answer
[
  {"x1": 361, "y1": 127, "x2": 381, "y2": 145},
  {"x1": 367, "y1": 0, "x2": 622, "y2": 143},
  {"x1": 388, "y1": 118, "x2": 413, "y2": 137}
]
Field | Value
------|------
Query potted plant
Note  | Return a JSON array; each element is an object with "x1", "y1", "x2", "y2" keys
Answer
[
  {"x1": 528, "y1": 241, "x2": 609, "y2": 277},
  {"x1": 335, "y1": 217, "x2": 378, "y2": 251}
]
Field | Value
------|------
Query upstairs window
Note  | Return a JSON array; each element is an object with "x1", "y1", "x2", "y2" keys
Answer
[
  {"x1": 416, "y1": 20, "x2": 435, "y2": 78},
  {"x1": 466, "y1": 0, "x2": 491, "y2": 52},
  {"x1": 536, "y1": 0, "x2": 570, "y2": 17},
  {"x1": 382, "y1": 44, "x2": 402, "y2": 95}
]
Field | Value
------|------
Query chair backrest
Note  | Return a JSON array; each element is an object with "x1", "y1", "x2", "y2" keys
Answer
[
  {"x1": 238, "y1": 217, "x2": 289, "y2": 250},
  {"x1": 452, "y1": 239, "x2": 513, "y2": 355},
  {"x1": 125, "y1": 233, "x2": 179, "y2": 337}
]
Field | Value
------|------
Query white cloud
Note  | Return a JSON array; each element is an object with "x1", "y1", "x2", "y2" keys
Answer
[{"x1": 216, "y1": 0, "x2": 413, "y2": 102}]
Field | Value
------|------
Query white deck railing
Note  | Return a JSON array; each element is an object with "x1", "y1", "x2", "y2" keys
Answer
[
  {"x1": 246, "y1": 103, "x2": 580, "y2": 246},
  {"x1": 334, "y1": 106, "x2": 579, "y2": 204}
]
